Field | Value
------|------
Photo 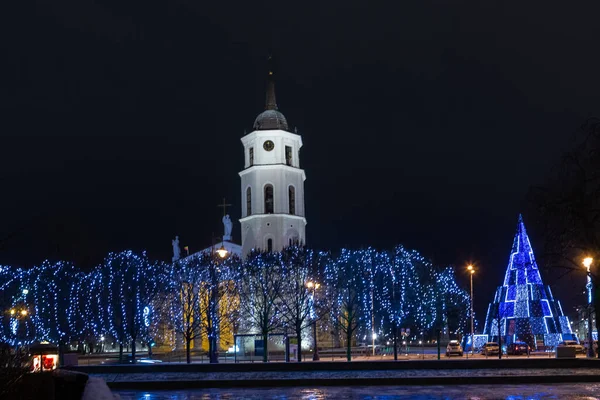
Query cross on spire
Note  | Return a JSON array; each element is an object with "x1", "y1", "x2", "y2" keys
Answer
[{"x1": 217, "y1": 197, "x2": 232, "y2": 217}]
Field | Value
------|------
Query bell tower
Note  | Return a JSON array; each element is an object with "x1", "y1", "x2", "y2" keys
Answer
[{"x1": 239, "y1": 62, "x2": 307, "y2": 256}]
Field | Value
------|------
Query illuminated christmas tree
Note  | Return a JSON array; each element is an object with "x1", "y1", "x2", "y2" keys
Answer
[{"x1": 483, "y1": 215, "x2": 576, "y2": 349}]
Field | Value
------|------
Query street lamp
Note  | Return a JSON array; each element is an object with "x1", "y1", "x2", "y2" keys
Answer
[
  {"x1": 8, "y1": 308, "x2": 28, "y2": 317},
  {"x1": 216, "y1": 244, "x2": 228, "y2": 259},
  {"x1": 467, "y1": 265, "x2": 475, "y2": 354},
  {"x1": 583, "y1": 257, "x2": 595, "y2": 358},
  {"x1": 208, "y1": 239, "x2": 229, "y2": 364},
  {"x1": 306, "y1": 281, "x2": 321, "y2": 361}
]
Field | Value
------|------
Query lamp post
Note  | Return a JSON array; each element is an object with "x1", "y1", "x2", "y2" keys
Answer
[
  {"x1": 8, "y1": 306, "x2": 28, "y2": 348},
  {"x1": 583, "y1": 257, "x2": 595, "y2": 358},
  {"x1": 306, "y1": 281, "x2": 320, "y2": 361},
  {"x1": 371, "y1": 284, "x2": 376, "y2": 357},
  {"x1": 209, "y1": 236, "x2": 228, "y2": 364},
  {"x1": 467, "y1": 265, "x2": 475, "y2": 354}
]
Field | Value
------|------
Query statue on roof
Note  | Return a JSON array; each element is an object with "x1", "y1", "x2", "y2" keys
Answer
[
  {"x1": 172, "y1": 236, "x2": 181, "y2": 262},
  {"x1": 223, "y1": 214, "x2": 233, "y2": 241}
]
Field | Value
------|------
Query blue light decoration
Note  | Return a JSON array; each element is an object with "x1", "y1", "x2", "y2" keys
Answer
[
  {"x1": 482, "y1": 215, "x2": 576, "y2": 349},
  {"x1": 0, "y1": 244, "x2": 469, "y2": 354},
  {"x1": 324, "y1": 245, "x2": 470, "y2": 352},
  {"x1": 473, "y1": 334, "x2": 489, "y2": 350},
  {"x1": 143, "y1": 306, "x2": 152, "y2": 328}
]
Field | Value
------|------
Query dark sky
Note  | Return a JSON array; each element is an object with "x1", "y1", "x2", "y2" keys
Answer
[{"x1": 1, "y1": 0, "x2": 599, "y2": 321}]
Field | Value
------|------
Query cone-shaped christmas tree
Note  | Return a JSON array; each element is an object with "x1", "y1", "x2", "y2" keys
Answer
[{"x1": 483, "y1": 215, "x2": 575, "y2": 349}]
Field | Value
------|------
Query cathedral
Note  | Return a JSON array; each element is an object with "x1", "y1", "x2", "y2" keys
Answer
[{"x1": 176, "y1": 64, "x2": 307, "y2": 260}]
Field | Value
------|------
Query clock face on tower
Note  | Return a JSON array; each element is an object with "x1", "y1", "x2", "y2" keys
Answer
[{"x1": 263, "y1": 140, "x2": 275, "y2": 152}]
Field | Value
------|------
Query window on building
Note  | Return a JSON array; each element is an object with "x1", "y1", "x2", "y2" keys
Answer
[
  {"x1": 246, "y1": 187, "x2": 252, "y2": 216},
  {"x1": 267, "y1": 238, "x2": 273, "y2": 252},
  {"x1": 285, "y1": 146, "x2": 292, "y2": 166},
  {"x1": 264, "y1": 185, "x2": 274, "y2": 214},
  {"x1": 288, "y1": 186, "x2": 295, "y2": 215},
  {"x1": 249, "y1": 147, "x2": 254, "y2": 166}
]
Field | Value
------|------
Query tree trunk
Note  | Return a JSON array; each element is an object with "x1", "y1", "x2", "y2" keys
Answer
[
  {"x1": 119, "y1": 343, "x2": 124, "y2": 363},
  {"x1": 131, "y1": 339, "x2": 136, "y2": 364},
  {"x1": 186, "y1": 338, "x2": 191, "y2": 364},
  {"x1": 208, "y1": 332, "x2": 214, "y2": 363},
  {"x1": 208, "y1": 329, "x2": 218, "y2": 364},
  {"x1": 346, "y1": 329, "x2": 352, "y2": 362},
  {"x1": 296, "y1": 326, "x2": 302, "y2": 362},
  {"x1": 263, "y1": 333, "x2": 268, "y2": 363},
  {"x1": 212, "y1": 336, "x2": 219, "y2": 364}
]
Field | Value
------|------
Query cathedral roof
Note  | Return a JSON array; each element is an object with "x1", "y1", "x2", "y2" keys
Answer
[
  {"x1": 253, "y1": 62, "x2": 289, "y2": 132},
  {"x1": 253, "y1": 109, "x2": 289, "y2": 131}
]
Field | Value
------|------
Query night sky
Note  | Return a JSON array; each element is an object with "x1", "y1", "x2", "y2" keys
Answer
[{"x1": 2, "y1": 0, "x2": 599, "y2": 321}]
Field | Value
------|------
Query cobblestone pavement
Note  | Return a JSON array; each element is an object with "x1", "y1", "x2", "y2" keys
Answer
[
  {"x1": 94, "y1": 368, "x2": 600, "y2": 383},
  {"x1": 114, "y1": 383, "x2": 600, "y2": 399}
]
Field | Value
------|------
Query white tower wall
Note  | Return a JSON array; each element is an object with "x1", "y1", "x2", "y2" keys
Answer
[{"x1": 239, "y1": 128, "x2": 306, "y2": 255}]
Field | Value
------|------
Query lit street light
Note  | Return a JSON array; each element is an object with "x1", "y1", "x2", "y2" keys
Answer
[
  {"x1": 209, "y1": 237, "x2": 229, "y2": 364},
  {"x1": 8, "y1": 307, "x2": 28, "y2": 317},
  {"x1": 583, "y1": 257, "x2": 595, "y2": 358},
  {"x1": 306, "y1": 281, "x2": 320, "y2": 361},
  {"x1": 467, "y1": 265, "x2": 475, "y2": 355},
  {"x1": 216, "y1": 244, "x2": 228, "y2": 259}
]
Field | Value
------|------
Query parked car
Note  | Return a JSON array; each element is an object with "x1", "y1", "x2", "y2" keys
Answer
[
  {"x1": 558, "y1": 340, "x2": 585, "y2": 353},
  {"x1": 506, "y1": 342, "x2": 529, "y2": 355},
  {"x1": 481, "y1": 342, "x2": 500, "y2": 356},
  {"x1": 446, "y1": 340, "x2": 463, "y2": 357}
]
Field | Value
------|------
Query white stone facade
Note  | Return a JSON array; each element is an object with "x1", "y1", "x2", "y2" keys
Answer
[{"x1": 239, "y1": 129, "x2": 307, "y2": 256}]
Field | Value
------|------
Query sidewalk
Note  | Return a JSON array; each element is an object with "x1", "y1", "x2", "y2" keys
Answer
[{"x1": 94, "y1": 367, "x2": 600, "y2": 389}]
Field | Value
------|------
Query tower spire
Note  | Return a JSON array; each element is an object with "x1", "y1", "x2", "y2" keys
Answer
[{"x1": 265, "y1": 55, "x2": 277, "y2": 110}]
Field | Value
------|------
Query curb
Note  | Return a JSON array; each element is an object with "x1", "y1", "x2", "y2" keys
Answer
[
  {"x1": 106, "y1": 374, "x2": 600, "y2": 389},
  {"x1": 69, "y1": 358, "x2": 600, "y2": 374}
]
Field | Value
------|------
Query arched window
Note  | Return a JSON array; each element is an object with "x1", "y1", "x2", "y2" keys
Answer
[
  {"x1": 267, "y1": 238, "x2": 273, "y2": 252},
  {"x1": 264, "y1": 185, "x2": 274, "y2": 214},
  {"x1": 246, "y1": 187, "x2": 252, "y2": 216},
  {"x1": 288, "y1": 186, "x2": 295, "y2": 215}
]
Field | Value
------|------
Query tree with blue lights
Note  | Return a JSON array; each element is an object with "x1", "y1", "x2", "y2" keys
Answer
[
  {"x1": 325, "y1": 249, "x2": 366, "y2": 361},
  {"x1": 279, "y1": 245, "x2": 324, "y2": 362},
  {"x1": 237, "y1": 250, "x2": 285, "y2": 362},
  {"x1": 169, "y1": 256, "x2": 205, "y2": 364},
  {"x1": 0, "y1": 242, "x2": 471, "y2": 363},
  {"x1": 198, "y1": 252, "x2": 241, "y2": 364}
]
